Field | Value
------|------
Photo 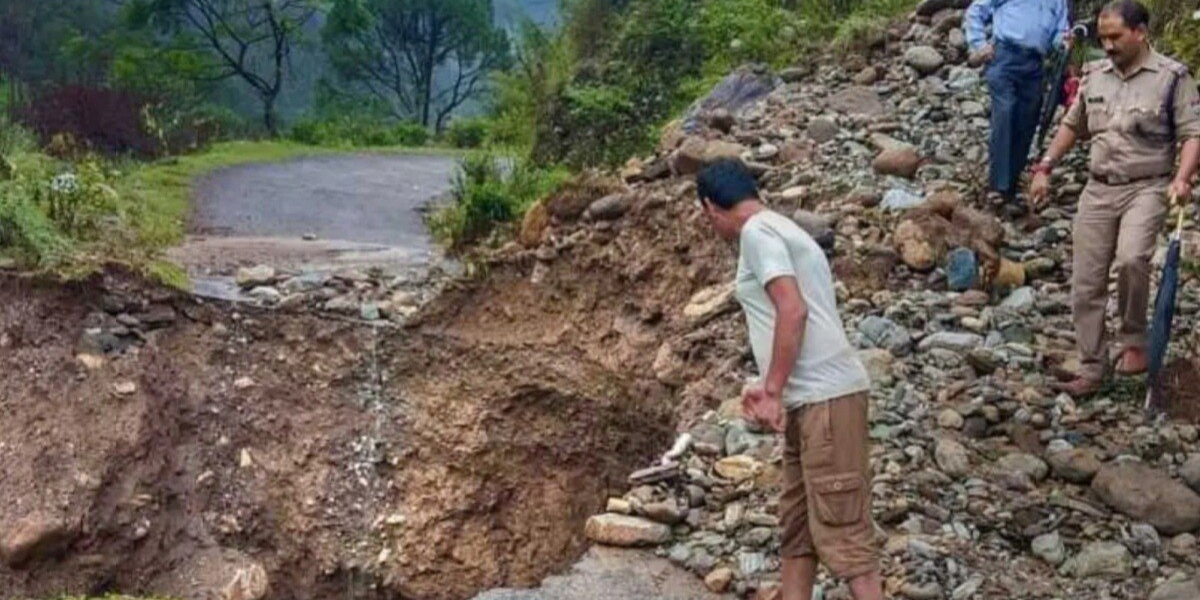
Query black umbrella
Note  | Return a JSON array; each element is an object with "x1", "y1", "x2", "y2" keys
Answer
[{"x1": 1145, "y1": 202, "x2": 1185, "y2": 416}]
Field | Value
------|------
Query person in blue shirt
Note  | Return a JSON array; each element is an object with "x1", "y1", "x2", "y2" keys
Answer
[{"x1": 965, "y1": 0, "x2": 1071, "y2": 209}]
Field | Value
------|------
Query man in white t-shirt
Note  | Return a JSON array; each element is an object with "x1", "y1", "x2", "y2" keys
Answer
[{"x1": 696, "y1": 160, "x2": 882, "y2": 600}]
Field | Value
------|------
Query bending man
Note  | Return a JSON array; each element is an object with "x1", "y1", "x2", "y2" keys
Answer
[{"x1": 695, "y1": 160, "x2": 882, "y2": 600}]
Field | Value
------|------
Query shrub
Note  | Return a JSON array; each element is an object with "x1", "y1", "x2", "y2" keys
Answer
[
  {"x1": 0, "y1": 117, "x2": 37, "y2": 158},
  {"x1": 487, "y1": 21, "x2": 574, "y2": 152},
  {"x1": 289, "y1": 114, "x2": 428, "y2": 147},
  {"x1": 544, "y1": 83, "x2": 648, "y2": 167},
  {"x1": 16, "y1": 85, "x2": 160, "y2": 158},
  {"x1": 695, "y1": 0, "x2": 803, "y2": 74},
  {"x1": 1151, "y1": 0, "x2": 1200, "y2": 72},
  {"x1": 0, "y1": 150, "x2": 142, "y2": 268},
  {"x1": 0, "y1": 190, "x2": 72, "y2": 265},
  {"x1": 390, "y1": 121, "x2": 430, "y2": 146},
  {"x1": 289, "y1": 119, "x2": 323, "y2": 146},
  {"x1": 22, "y1": 159, "x2": 121, "y2": 237},
  {"x1": 143, "y1": 103, "x2": 253, "y2": 155},
  {"x1": 429, "y1": 153, "x2": 569, "y2": 248},
  {"x1": 444, "y1": 117, "x2": 490, "y2": 149}
]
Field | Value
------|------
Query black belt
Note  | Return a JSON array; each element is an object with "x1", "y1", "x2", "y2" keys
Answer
[{"x1": 1089, "y1": 171, "x2": 1172, "y2": 185}]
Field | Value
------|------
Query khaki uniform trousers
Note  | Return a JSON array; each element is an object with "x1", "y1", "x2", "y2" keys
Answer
[{"x1": 1071, "y1": 176, "x2": 1170, "y2": 381}]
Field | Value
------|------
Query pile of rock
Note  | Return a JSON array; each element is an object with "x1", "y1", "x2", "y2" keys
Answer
[
  {"x1": 75, "y1": 286, "x2": 180, "y2": 369},
  {"x1": 566, "y1": 0, "x2": 1200, "y2": 597},
  {"x1": 585, "y1": 387, "x2": 1200, "y2": 598},
  {"x1": 230, "y1": 263, "x2": 452, "y2": 324}
]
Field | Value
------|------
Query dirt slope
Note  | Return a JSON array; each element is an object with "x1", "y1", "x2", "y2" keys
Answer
[{"x1": 0, "y1": 259, "x2": 702, "y2": 599}]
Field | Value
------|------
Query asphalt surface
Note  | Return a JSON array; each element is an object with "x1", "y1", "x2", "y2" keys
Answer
[
  {"x1": 190, "y1": 153, "x2": 459, "y2": 247},
  {"x1": 171, "y1": 153, "x2": 459, "y2": 279}
]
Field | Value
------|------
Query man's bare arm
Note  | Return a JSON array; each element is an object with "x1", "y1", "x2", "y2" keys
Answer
[{"x1": 763, "y1": 276, "x2": 808, "y2": 398}]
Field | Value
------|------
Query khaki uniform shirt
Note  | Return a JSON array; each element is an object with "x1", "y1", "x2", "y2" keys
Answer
[{"x1": 1063, "y1": 51, "x2": 1200, "y2": 182}]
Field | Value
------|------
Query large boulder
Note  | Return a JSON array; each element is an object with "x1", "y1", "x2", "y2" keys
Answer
[
  {"x1": 825, "y1": 86, "x2": 888, "y2": 117},
  {"x1": 1062, "y1": 541, "x2": 1132, "y2": 578},
  {"x1": 670, "y1": 138, "x2": 749, "y2": 177},
  {"x1": 891, "y1": 204, "x2": 1003, "y2": 274},
  {"x1": 585, "y1": 514, "x2": 672, "y2": 547},
  {"x1": 806, "y1": 116, "x2": 841, "y2": 143},
  {"x1": 519, "y1": 200, "x2": 551, "y2": 247},
  {"x1": 1152, "y1": 578, "x2": 1200, "y2": 600},
  {"x1": 935, "y1": 438, "x2": 970, "y2": 478},
  {"x1": 905, "y1": 46, "x2": 946, "y2": 76},
  {"x1": 996, "y1": 453, "x2": 1049, "y2": 482},
  {"x1": 857, "y1": 316, "x2": 913, "y2": 356},
  {"x1": 1047, "y1": 448, "x2": 1103, "y2": 484},
  {"x1": 681, "y1": 65, "x2": 779, "y2": 134},
  {"x1": 872, "y1": 146, "x2": 922, "y2": 179},
  {"x1": 1092, "y1": 461, "x2": 1200, "y2": 534},
  {"x1": 586, "y1": 194, "x2": 631, "y2": 221},
  {"x1": 1180, "y1": 454, "x2": 1200, "y2": 493},
  {"x1": 545, "y1": 174, "x2": 627, "y2": 221}
]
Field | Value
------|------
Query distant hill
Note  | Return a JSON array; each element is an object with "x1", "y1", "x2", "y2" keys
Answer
[{"x1": 495, "y1": 0, "x2": 558, "y2": 28}]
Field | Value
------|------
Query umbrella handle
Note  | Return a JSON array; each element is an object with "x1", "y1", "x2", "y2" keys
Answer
[{"x1": 1172, "y1": 194, "x2": 1184, "y2": 240}]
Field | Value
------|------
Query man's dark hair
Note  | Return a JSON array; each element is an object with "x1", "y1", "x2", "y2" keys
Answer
[
  {"x1": 696, "y1": 159, "x2": 758, "y2": 210},
  {"x1": 1101, "y1": 0, "x2": 1150, "y2": 30}
]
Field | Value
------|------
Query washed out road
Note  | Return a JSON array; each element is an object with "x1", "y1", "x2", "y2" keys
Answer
[{"x1": 168, "y1": 153, "x2": 460, "y2": 284}]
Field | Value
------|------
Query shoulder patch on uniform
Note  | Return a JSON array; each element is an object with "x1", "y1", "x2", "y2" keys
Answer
[{"x1": 1159, "y1": 55, "x2": 1191, "y2": 76}]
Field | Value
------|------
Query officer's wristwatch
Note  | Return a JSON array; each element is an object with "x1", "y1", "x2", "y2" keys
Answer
[{"x1": 1031, "y1": 158, "x2": 1054, "y2": 176}]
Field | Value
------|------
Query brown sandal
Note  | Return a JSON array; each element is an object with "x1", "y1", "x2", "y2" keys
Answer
[
  {"x1": 1052, "y1": 377, "x2": 1104, "y2": 398},
  {"x1": 1115, "y1": 347, "x2": 1148, "y2": 376}
]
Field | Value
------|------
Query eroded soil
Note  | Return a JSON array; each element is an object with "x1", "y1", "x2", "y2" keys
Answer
[{"x1": 0, "y1": 264, "x2": 679, "y2": 599}]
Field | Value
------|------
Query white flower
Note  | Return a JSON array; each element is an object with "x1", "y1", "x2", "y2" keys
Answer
[{"x1": 50, "y1": 173, "x2": 80, "y2": 194}]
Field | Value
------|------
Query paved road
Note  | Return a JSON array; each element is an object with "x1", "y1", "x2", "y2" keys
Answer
[
  {"x1": 191, "y1": 153, "x2": 458, "y2": 246},
  {"x1": 171, "y1": 153, "x2": 459, "y2": 277}
]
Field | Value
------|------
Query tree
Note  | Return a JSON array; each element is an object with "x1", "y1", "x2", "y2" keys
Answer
[
  {"x1": 0, "y1": 0, "x2": 121, "y2": 89},
  {"x1": 128, "y1": 0, "x2": 319, "y2": 135},
  {"x1": 322, "y1": 0, "x2": 511, "y2": 132}
]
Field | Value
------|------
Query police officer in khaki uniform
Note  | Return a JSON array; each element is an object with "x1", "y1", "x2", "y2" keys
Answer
[{"x1": 1030, "y1": 0, "x2": 1200, "y2": 397}]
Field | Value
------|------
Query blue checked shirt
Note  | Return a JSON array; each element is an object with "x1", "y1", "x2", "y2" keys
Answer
[{"x1": 965, "y1": 0, "x2": 1069, "y2": 55}]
